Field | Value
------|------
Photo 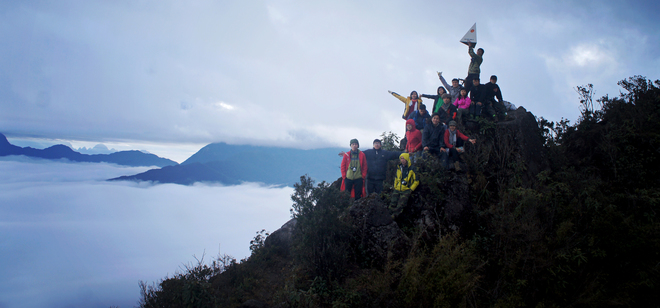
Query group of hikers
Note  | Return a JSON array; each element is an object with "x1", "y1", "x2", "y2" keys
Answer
[
  {"x1": 391, "y1": 43, "x2": 509, "y2": 127},
  {"x1": 341, "y1": 42, "x2": 509, "y2": 219}
]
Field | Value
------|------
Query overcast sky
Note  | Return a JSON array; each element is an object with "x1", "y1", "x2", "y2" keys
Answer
[
  {"x1": 0, "y1": 157, "x2": 293, "y2": 307},
  {"x1": 1, "y1": 0, "x2": 659, "y2": 162}
]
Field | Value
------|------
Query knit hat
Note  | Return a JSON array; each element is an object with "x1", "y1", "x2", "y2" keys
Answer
[
  {"x1": 373, "y1": 139, "x2": 381, "y2": 144},
  {"x1": 448, "y1": 120, "x2": 458, "y2": 127},
  {"x1": 350, "y1": 139, "x2": 359, "y2": 147}
]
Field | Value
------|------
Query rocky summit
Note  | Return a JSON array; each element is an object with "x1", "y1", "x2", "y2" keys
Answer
[{"x1": 137, "y1": 77, "x2": 660, "y2": 308}]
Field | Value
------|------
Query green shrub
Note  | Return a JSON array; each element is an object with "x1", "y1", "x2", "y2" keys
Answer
[{"x1": 398, "y1": 232, "x2": 483, "y2": 308}]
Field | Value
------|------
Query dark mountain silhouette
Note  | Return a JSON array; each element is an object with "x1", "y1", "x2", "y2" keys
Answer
[
  {"x1": 0, "y1": 133, "x2": 177, "y2": 167},
  {"x1": 111, "y1": 143, "x2": 346, "y2": 186}
]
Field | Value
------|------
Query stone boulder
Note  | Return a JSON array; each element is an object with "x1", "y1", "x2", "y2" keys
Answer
[
  {"x1": 348, "y1": 195, "x2": 411, "y2": 266},
  {"x1": 500, "y1": 107, "x2": 547, "y2": 176},
  {"x1": 264, "y1": 218, "x2": 297, "y2": 254}
]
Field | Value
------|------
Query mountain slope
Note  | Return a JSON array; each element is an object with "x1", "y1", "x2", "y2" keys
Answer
[
  {"x1": 111, "y1": 143, "x2": 346, "y2": 186},
  {"x1": 136, "y1": 76, "x2": 660, "y2": 308},
  {"x1": 0, "y1": 133, "x2": 177, "y2": 167}
]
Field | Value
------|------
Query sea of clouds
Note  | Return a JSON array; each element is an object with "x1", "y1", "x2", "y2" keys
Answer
[{"x1": 0, "y1": 157, "x2": 294, "y2": 308}]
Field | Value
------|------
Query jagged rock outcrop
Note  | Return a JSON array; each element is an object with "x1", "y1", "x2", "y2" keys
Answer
[
  {"x1": 264, "y1": 107, "x2": 547, "y2": 263},
  {"x1": 496, "y1": 107, "x2": 548, "y2": 184},
  {"x1": 264, "y1": 218, "x2": 297, "y2": 253},
  {"x1": 347, "y1": 195, "x2": 411, "y2": 265},
  {"x1": 438, "y1": 172, "x2": 472, "y2": 228}
]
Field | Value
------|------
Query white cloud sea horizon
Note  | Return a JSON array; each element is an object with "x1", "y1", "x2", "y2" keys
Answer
[{"x1": 0, "y1": 157, "x2": 294, "y2": 308}]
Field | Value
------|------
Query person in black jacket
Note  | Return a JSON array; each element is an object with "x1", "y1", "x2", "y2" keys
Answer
[
  {"x1": 422, "y1": 113, "x2": 449, "y2": 168},
  {"x1": 339, "y1": 139, "x2": 401, "y2": 194},
  {"x1": 437, "y1": 94, "x2": 458, "y2": 126},
  {"x1": 483, "y1": 75, "x2": 507, "y2": 121},
  {"x1": 468, "y1": 77, "x2": 486, "y2": 119}
]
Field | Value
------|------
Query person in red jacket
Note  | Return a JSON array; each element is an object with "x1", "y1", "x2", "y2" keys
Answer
[
  {"x1": 340, "y1": 139, "x2": 368, "y2": 200},
  {"x1": 443, "y1": 120, "x2": 476, "y2": 170},
  {"x1": 405, "y1": 119, "x2": 422, "y2": 161}
]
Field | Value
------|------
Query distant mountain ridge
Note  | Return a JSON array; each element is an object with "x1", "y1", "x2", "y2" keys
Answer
[
  {"x1": 77, "y1": 144, "x2": 117, "y2": 155},
  {"x1": 0, "y1": 133, "x2": 177, "y2": 167},
  {"x1": 111, "y1": 142, "x2": 347, "y2": 186}
]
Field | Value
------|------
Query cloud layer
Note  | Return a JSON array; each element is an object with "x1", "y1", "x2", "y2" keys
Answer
[
  {"x1": 0, "y1": 0, "x2": 658, "y2": 153},
  {"x1": 0, "y1": 158, "x2": 293, "y2": 307}
]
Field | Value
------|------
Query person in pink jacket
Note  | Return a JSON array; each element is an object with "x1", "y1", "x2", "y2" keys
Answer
[{"x1": 453, "y1": 88, "x2": 471, "y2": 124}]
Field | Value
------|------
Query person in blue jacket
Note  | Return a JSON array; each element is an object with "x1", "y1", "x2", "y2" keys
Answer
[
  {"x1": 339, "y1": 139, "x2": 401, "y2": 194},
  {"x1": 409, "y1": 104, "x2": 432, "y2": 132}
]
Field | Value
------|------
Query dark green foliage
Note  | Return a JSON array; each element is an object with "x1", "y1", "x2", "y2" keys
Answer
[
  {"x1": 138, "y1": 254, "x2": 234, "y2": 308},
  {"x1": 290, "y1": 176, "x2": 355, "y2": 287},
  {"x1": 249, "y1": 229, "x2": 270, "y2": 255},
  {"x1": 398, "y1": 232, "x2": 483, "y2": 308},
  {"x1": 138, "y1": 76, "x2": 660, "y2": 308},
  {"x1": 379, "y1": 131, "x2": 401, "y2": 151}
]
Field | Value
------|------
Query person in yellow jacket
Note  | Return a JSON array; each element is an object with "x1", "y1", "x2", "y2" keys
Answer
[
  {"x1": 388, "y1": 90, "x2": 423, "y2": 120},
  {"x1": 389, "y1": 153, "x2": 419, "y2": 218}
]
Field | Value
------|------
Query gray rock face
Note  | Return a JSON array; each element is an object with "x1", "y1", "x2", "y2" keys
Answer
[
  {"x1": 348, "y1": 196, "x2": 411, "y2": 265},
  {"x1": 498, "y1": 107, "x2": 548, "y2": 183},
  {"x1": 441, "y1": 172, "x2": 472, "y2": 227},
  {"x1": 262, "y1": 106, "x2": 547, "y2": 268},
  {"x1": 264, "y1": 218, "x2": 297, "y2": 252}
]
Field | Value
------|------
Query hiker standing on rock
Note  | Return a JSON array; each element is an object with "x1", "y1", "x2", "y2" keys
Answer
[
  {"x1": 484, "y1": 75, "x2": 507, "y2": 122},
  {"x1": 339, "y1": 139, "x2": 401, "y2": 195},
  {"x1": 389, "y1": 153, "x2": 419, "y2": 219},
  {"x1": 438, "y1": 71, "x2": 464, "y2": 103},
  {"x1": 340, "y1": 139, "x2": 368, "y2": 200},
  {"x1": 464, "y1": 43, "x2": 484, "y2": 94},
  {"x1": 389, "y1": 90, "x2": 422, "y2": 120}
]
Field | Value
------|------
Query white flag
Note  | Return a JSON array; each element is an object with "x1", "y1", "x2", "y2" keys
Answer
[{"x1": 460, "y1": 23, "x2": 477, "y2": 45}]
